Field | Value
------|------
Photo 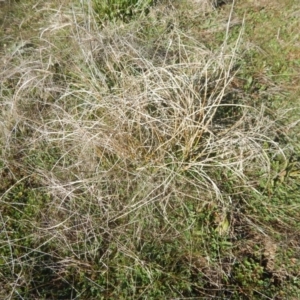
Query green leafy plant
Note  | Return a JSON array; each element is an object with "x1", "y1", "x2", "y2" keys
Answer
[{"x1": 93, "y1": 0, "x2": 154, "y2": 23}]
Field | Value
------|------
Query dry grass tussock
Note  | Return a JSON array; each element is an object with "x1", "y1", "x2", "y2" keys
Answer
[{"x1": 0, "y1": 2, "x2": 295, "y2": 298}]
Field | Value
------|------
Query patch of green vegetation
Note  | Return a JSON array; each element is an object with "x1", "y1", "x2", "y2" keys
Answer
[{"x1": 93, "y1": 0, "x2": 154, "y2": 24}]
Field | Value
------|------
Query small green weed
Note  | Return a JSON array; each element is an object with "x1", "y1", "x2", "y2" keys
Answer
[{"x1": 93, "y1": 0, "x2": 154, "y2": 24}]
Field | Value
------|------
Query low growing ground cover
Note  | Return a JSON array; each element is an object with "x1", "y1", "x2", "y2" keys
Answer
[{"x1": 0, "y1": 0, "x2": 300, "y2": 299}]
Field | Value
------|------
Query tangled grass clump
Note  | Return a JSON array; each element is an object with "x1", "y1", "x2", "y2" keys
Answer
[{"x1": 1, "y1": 1, "x2": 299, "y2": 299}]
